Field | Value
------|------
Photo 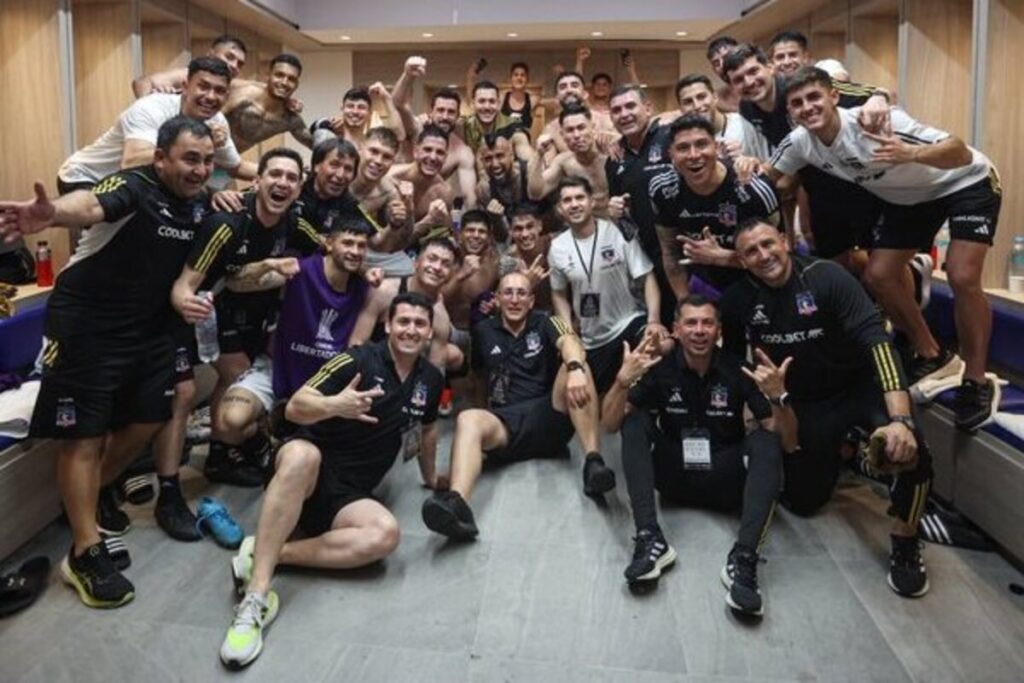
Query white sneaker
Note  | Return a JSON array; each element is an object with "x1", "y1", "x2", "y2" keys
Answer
[
  {"x1": 220, "y1": 591, "x2": 279, "y2": 670},
  {"x1": 231, "y1": 535, "x2": 255, "y2": 596}
]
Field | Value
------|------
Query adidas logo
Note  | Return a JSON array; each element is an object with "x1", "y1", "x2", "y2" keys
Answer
[
  {"x1": 751, "y1": 309, "x2": 770, "y2": 324},
  {"x1": 974, "y1": 225, "x2": 989, "y2": 235},
  {"x1": 490, "y1": 345, "x2": 502, "y2": 355},
  {"x1": 159, "y1": 207, "x2": 174, "y2": 219}
]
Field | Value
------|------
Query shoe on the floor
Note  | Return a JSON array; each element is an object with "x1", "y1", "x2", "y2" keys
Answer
[
  {"x1": 720, "y1": 544, "x2": 764, "y2": 616},
  {"x1": 154, "y1": 488, "x2": 202, "y2": 542},
  {"x1": 909, "y1": 347, "x2": 963, "y2": 386},
  {"x1": 953, "y1": 377, "x2": 1000, "y2": 432},
  {"x1": 0, "y1": 556, "x2": 51, "y2": 618},
  {"x1": 205, "y1": 442, "x2": 265, "y2": 488},
  {"x1": 909, "y1": 252, "x2": 933, "y2": 310},
  {"x1": 60, "y1": 542, "x2": 134, "y2": 609},
  {"x1": 421, "y1": 491, "x2": 479, "y2": 541},
  {"x1": 624, "y1": 527, "x2": 677, "y2": 583},
  {"x1": 100, "y1": 532, "x2": 131, "y2": 571},
  {"x1": 582, "y1": 456, "x2": 616, "y2": 496},
  {"x1": 118, "y1": 473, "x2": 154, "y2": 506},
  {"x1": 231, "y1": 536, "x2": 256, "y2": 596},
  {"x1": 97, "y1": 485, "x2": 131, "y2": 536},
  {"x1": 888, "y1": 534, "x2": 929, "y2": 598},
  {"x1": 438, "y1": 387, "x2": 454, "y2": 417},
  {"x1": 197, "y1": 497, "x2": 244, "y2": 549},
  {"x1": 220, "y1": 590, "x2": 279, "y2": 670}
]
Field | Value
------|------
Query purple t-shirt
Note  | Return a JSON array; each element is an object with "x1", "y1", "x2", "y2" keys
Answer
[{"x1": 272, "y1": 254, "x2": 369, "y2": 398}]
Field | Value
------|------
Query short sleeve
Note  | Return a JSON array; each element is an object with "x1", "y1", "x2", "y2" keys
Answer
[
  {"x1": 92, "y1": 171, "x2": 146, "y2": 223},
  {"x1": 119, "y1": 97, "x2": 167, "y2": 145},
  {"x1": 745, "y1": 175, "x2": 780, "y2": 217},
  {"x1": 889, "y1": 107, "x2": 949, "y2": 145},
  {"x1": 420, "y1": 366, "x2": 444, "y2": 425},
  {"x1": 305, "y1": 351, "x2": 360, "y2": 395},
  {"x1": 544, "y1": 314, "x2": 573, "y2": 346},
  {"x1": 548, "y1": 242, "x2": 568, "y2": 291},
  {"x1": 187, "y1": 215, "x2": 241, "y2": 278},
  {"x1": 768, "y1": 130, "x2": 808, "y2": 176},
  {"x1": 623, "y1": 229, "x2": 654, "y2": 278}
]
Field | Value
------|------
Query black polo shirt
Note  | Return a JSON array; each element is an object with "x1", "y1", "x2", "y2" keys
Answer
[
  {"x1": 649, "y1": 164, "x2": 779, "y2": 292},
  {"x1": 628, "y1": 347, "x2": 770, "y2": 447},
  {"x1": 739, "y1": 76, "x2": 879, "y2": 150},
  {"x1": 719, "y1": 256, "x2": 907, "y2": 402},
  {"x1": 288, "y1": 178, "x2": 373, "y2": 256},
  {"x1": 472, "y1": 311, "x2": 574, "y2": 407},
  {"x1": 297, "y1": 340, "x2": 443, "y2": 489},
  {"x1": 607, "y1": 121, "x2": 672, "y2": 258}
]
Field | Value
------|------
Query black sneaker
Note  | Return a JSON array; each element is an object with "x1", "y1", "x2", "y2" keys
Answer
[
  {"x1": 624, "y1": 528, "x2": 677, "y2": 583},
  {"x1": 118, "y1": 473, "x2": 154, "y2": 505},
  {"x1": 888, "y1": 534, "x2": 929, "y2": 598},
  {"x1": 100, "y1": 532, "x2": 131, "y2": 571},
  {"x1": 154, "y1": 488, "x2": 203, "y2": 542},
  {"x1": 953, "y1": 378, "x2": 1000, "y2": 432},
  {"x1": 205, "y1": 442, "x2": 265, "y2": 488},
  {"x1": 60, "y1": 542, "x2": 135, "y2": 609},
  {"x1": 421, "y1": 491, "x2": 479, "y2": 541},
  {"x1": 909, "y1": 347, "x2": 962, "y2": 385},
  {"x1": 721, "y1": 544, "x2": 764, "y2": 616},
  {"x1": 97, "y1": 485, "x2": 131, "y2": 536},
  {"x1": 582, "y1": 456, "x2": 616, "y2": 496}
]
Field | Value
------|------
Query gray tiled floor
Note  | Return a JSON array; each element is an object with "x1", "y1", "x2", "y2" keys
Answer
[{"x1": 2, "y1": 426, "x2": 1023, "y2": 682}]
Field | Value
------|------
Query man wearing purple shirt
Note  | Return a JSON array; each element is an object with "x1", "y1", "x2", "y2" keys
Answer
[{"x1": 211, "y1": 220, "x2": 373, "y2": 454}]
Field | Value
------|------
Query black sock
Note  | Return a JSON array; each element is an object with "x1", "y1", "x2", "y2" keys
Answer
[
  {"x1": 157, "y1": 474, "x2": 180, "y2": 499},
  {"x1": 585, "y1": 452, "x2": 603, "y2": 463}
]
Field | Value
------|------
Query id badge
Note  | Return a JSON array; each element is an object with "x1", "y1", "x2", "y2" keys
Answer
[
  {"x1": 681, "y1": 428, "x2": 712, "y2": 470},
  {"x1": 580, "y1": 292, "x2": 601, "y2": 318},
  {"x1": 400, "y1": 422, "x2": 422, "y2": 462}
]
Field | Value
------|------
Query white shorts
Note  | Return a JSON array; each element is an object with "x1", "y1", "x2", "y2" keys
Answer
[{"x1": 230, "y1": 354, "x2": 275, "y2": 412}]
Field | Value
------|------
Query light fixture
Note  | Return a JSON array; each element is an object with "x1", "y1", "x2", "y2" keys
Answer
[
  {"x1": 340, "y1": 35, "x2": 351, "y2": 41},
  {"x1": 675, "y1": 31, "x2": 688, "y2": 37},
  {"x1": 591, "y1": 31, "x2": 603, "y2": 37},
  {"x1": 507, "y1": 32, "x2": 518, "y2": 38},
  {"x1": 422, "y1": 32, "x2": 434, "y2": 38},
  {"x1": 447, "y1": 83, "x2": 458, "y2": 88}
]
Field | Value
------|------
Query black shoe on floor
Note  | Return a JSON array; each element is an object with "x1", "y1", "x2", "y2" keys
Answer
[
  {"x1": 721, "y1": 544, "x2": 764, "y2": 616},
  {"x1": 100, "y1": 533, "x2": 131, "y2": 571},
  {"x1": 888, "y1": 534, "x2": 929, "y2": 598},
  {"x1": 155, "y1": 488, "x2": 203, "y2": 542},
  {"x1": 421, "y1": 491, "x2": 479, "y2": 541},
  {"x1": 97, "y1": 485, "x2": 131, "y2": 536},
  {"x1": 582, "y1": 456, "x2": 616, "y2": 496},
  {"x1": 0, "y1": 556, "x2": 51, "y2": 618},
  {"x1": 953, "y1": 378, "x2": 1000, "y2": 432},
  {"x1": 624, "y1": 527, "x2": 677, "y2": 584},
  {"x1": 205, "y1": 442, "x2": 265, "y2": 488},
  {"x1": 60, "y1": 542, "x2": 134, "y2": 609}
]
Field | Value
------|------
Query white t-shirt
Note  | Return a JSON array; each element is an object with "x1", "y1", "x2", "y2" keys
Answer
[
  {"x1": 59, "y1": 93, "x2": 241, "y2": 184},
  {"x1": 548, "y1": 218, "x2": 652, "y2": 349},
  {"x1": 720, "y1": 112, "x2": 770, "y2": 160},
  {"x1": 770, "y1": 107, "x2": 993, "y2": 205}
]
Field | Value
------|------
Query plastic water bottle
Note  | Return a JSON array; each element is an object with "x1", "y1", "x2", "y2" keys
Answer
[
  {"x1": 35, "y1": 241, "x2": 53, "y2": 287},
  {"x1": 195, "y1": 291, "x2": 220, "y2": 363},
  {"x1": 934, "y1": 224, "x2": 950, "y2": 271},
  {"x1": 1009, "y1": 236, "x2": 1024, "y2": 294}
]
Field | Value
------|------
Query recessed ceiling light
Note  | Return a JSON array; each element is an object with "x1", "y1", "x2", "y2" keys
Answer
[
  {"x1": 422, "y1": 32, "x2": 434, "y2": 38},
  {"x1": 676, "y1": 31, "x2": 688, "y2": 37},
  {"x1": 447, "y1": 83, "x2": 458, "y2": 88},
  {"x1": 507, "y1": 32, "x2": 518, "y2": 38},
  {"x1": 591, "y1": 31, "x2": 603, "y2": 37},
  {"x1": 340, "y1": 35, "x2": 351, "y2": 41}
]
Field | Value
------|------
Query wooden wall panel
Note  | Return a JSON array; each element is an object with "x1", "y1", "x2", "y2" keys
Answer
[
  {"x1": 809, "y1": 31, "x2": 847, "y2": 62},
  {"x1": 981, "y1": 0, "x2": 1024, "y2": 290},
  {"x1": 0, "y1": 0, "x2": 72, "y2": 269},
  {"x1": 847, "y1": 16, "x2": 898, "y2": 91},
  {"x1": 141, "y1": 21, "x2": 188, "y2": 74},
  {"x1": 900, "y1": 0, "x2": 973, "y2": 140},
  {"x1": 72, "y1": 0, "x2": 135, "y2": 145}
]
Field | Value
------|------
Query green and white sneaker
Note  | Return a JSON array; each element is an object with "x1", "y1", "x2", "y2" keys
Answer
[
  {"x1": 231, "y1": 536, "x2": 255, "y2": 596},
  {"x1": 220, "y1": 591, "x2": 279, "y2": 670}
]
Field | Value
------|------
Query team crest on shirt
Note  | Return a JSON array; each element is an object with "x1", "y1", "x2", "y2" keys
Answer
[
  {"x1": 796, "y1": 291, "x2": 818, "y2": 316},
  {"x1": 526, "y1": 331, "x2": 542, "y2": 353},
  {"x1": 192, "y1": 203, "x2": 206, "y2": 224},
  {"x1": 718, "y1": 202, "x2": 738, "y2": 227},
  {"x1": 648, "y1": 146, "x2": 663, "y2": 163},
  {"x1": 55, "y1": 397, "x2": 77, "y2": 428},
  {"x1": 411, "y1": 382, "x2": 428, "y2": 407},
  {"x1": 324, "y1": 209, "x2": 339, "y2": 230},
  {"x1": 601, "y1": 246, "x2": 616, "y2": 262},
  {"x1": 710, "y1": 384, "x2": 729, "y2": 409}
]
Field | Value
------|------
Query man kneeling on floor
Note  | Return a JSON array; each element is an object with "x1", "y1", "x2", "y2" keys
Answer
[
  {"x1": 601, "y1": 295, "x2": 796, "y2": 616},
  {"x1": 220, "y1": 291, "x2": 444, "y2": 669},
  {"x1": 421, "y1": 271, "x2": 612, "y2": 541}
]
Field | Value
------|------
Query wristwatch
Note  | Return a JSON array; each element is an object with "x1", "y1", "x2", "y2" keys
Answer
[
  {"x1": 768, "y1": 392, "x2": 789, "y2": 407},
  {"x1": 889, "y1": 415, "x2": 916, "y2": 431},
  {"x1": 566, "y1": 360, "x2": 586, "y2": 374}
]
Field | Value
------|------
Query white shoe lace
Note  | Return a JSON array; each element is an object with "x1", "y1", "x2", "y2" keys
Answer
[{"x1": 232, "y1": 593, "x2": 266, "y2": 633}]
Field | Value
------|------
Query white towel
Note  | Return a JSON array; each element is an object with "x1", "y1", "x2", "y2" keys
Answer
[
  {"x1": 0, "y1": 380, "x2": 40, "y2": 438},
  {"x1": 993, "y1": 412, "x2": 1024, "y2": 442}
]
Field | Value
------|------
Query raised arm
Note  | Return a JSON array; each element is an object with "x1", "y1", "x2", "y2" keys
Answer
[{"x1": 0, "y1": 183, "x2": 104, "y2": 241}]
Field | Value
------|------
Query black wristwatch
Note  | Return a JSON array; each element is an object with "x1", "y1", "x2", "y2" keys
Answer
[
  {"x1": 889, "y1": 415, "x2": 916, "y2": 431},
  {"x1": 566, "y1": 360, "x2": 586, "y2": 374},
  {"x1": 768, "y1": 392, "x2": 789, "y2": 407}
]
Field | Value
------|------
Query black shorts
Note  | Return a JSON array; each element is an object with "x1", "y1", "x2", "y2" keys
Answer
[
  {"x1": 487, "y1": 395, "x2": 575, "y2": 462},
  {"x1": 30, "y1": 332, "x2": 175, "y2": 439},
  {"x1": 217, "y1": 296, "x2": 271, "y2": 358},
  {"x1": 800, "y1": 168, "x2": 882, "y2": 258},
  {"x1": 171, "y1": 326, "x2": 199, "y2": 384},
  {"x1": 871, "y1": 173, "x2": 1002, "y2": 251},
  {"x1": 586, "y1": 315, "x2": 646, "y2": 395},
  {"x1": 298, "y1": 470, "x2": 374, "y2": 537}
]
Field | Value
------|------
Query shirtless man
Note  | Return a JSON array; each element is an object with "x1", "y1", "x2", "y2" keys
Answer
[
  {"x1": 476, "y1": 131, "x2": 535, "y2": 239},
  {"x1": 349, "y1": 237, "x2": 460, "y2": 371},
  {"x1": 503, "y1": 203, "x2": 554, "y2": 311},
  {"x1": 441, "y1": 210, "x2": 501, "y2": 333},
  {"x1": 540, "y1": 71, "x2": 617, "y2": 156},
  {"x1": 309, "y1": 83, "x2": 405, "y2": 151},
  {"x1": 221, "y1": 54, "x2": 313, "y2": 153},
  {"x1": 132, "y1": 35, "x2": 247, "y2": 96},
  {"x1": 528, "y1": 105, "x2": 610, "y2": 216},
  {"x1": 387, "y1": 125, "x2": 455, "y2": 245},
  {"x1": 393, "y1": 57, "x2": 478, "y2": 207}
]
